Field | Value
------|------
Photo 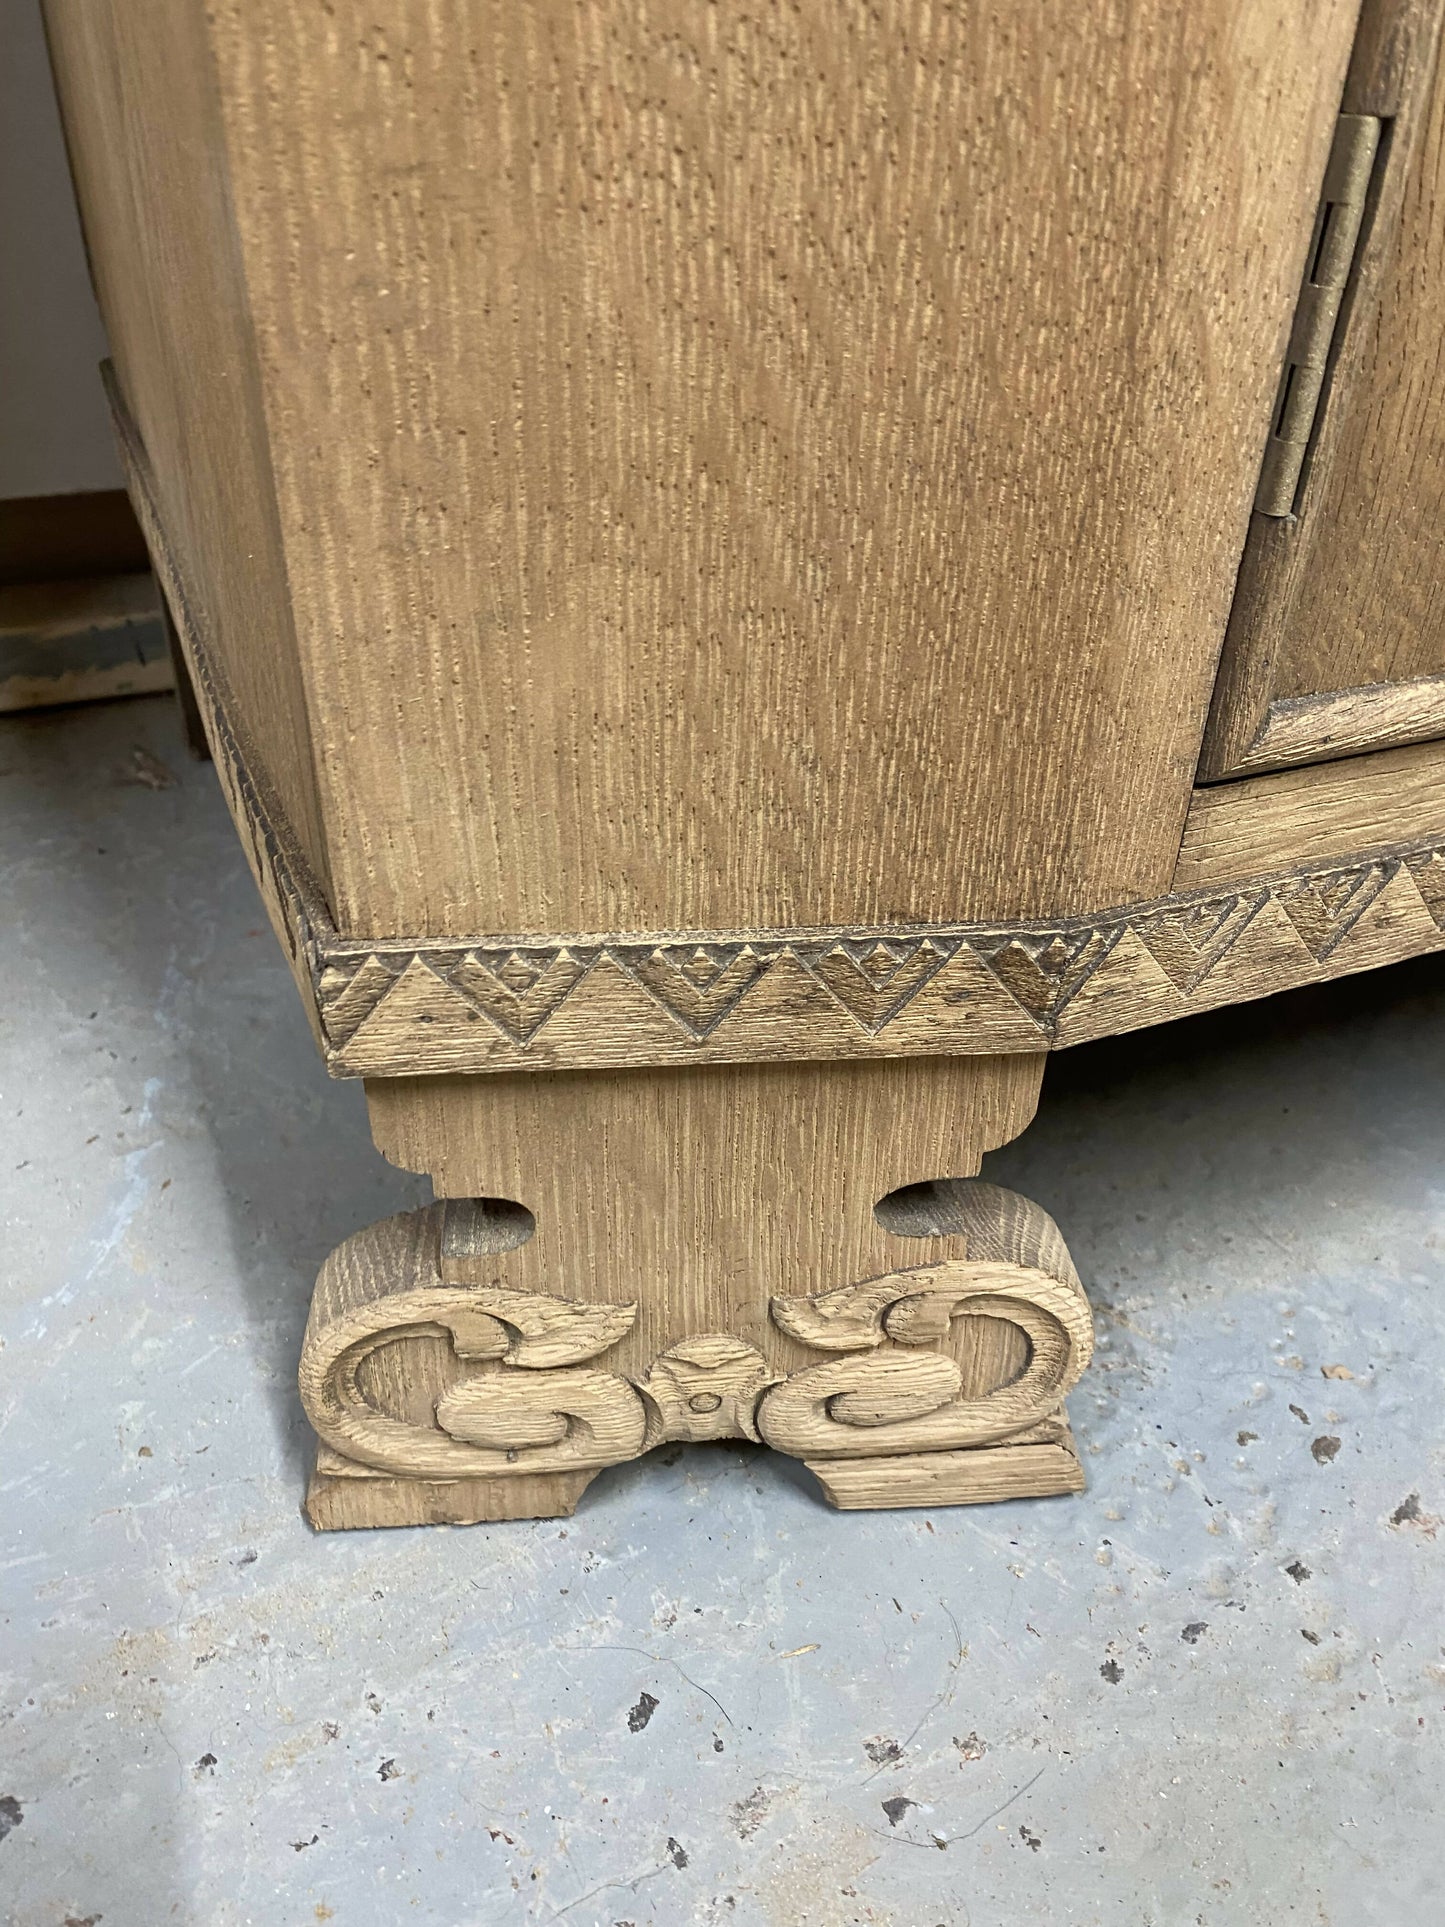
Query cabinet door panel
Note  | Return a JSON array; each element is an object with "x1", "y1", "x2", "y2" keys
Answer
[{"x1": 1202, "y1": 0, "x2": 1445, "y2": 781}]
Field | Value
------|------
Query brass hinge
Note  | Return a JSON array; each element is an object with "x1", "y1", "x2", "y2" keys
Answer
[{"x1": 1255, "y1": 112, "x2": 1381, "y2": 516}]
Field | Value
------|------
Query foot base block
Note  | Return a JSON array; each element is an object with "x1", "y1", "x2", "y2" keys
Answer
[
  {"x1": 806, "y1": 1422, "x2": 1084, "y2": 1511},
  {"x1": 305, "y1": 1445, "x2": 598, "y2": 1530}
]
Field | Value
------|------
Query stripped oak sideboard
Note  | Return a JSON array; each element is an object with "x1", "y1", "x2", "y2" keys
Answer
[{"x1": 44, "y1": 0, "x2": 1445, "y2": 1525}]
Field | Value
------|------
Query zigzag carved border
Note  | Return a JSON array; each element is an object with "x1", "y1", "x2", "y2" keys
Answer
[
  {"x1": 312, "y1": 846, "x2": 1445, "y2": 1075},
  {"x1": 110, "y1": 371, "x2": 1445, "y2": 1084}
]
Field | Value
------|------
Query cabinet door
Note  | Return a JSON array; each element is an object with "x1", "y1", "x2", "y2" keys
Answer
[{"x1": 1201, "y1": 0, "x2": 1445, "y2": 781}]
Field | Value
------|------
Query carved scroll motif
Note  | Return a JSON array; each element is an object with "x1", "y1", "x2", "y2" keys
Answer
[
  {"x1": 300, "y1": 1289, "x2": 648, "y2": 1480},
  {"x1": 299, "y1": 1210, "x2": 648, "y2": 1480},
  {"x1": 760, "y1": 1259, "x2": 1093, "y2": 1461},
  {"x1": 433, "y1": 1367, "x2": 647, "y2": 1466},
  {"x1": 301, "y1": 1191, "x2": 1095, "y2": 1490}
]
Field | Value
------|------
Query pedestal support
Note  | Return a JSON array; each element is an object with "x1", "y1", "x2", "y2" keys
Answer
[{"x1": 299, "y1": 1053, "x2": 1093, "y2": 1526}]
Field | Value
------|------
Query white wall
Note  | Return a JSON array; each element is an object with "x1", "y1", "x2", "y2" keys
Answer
[{"x1": 1, "y1": 0, "x2": 123, "y2": 498}]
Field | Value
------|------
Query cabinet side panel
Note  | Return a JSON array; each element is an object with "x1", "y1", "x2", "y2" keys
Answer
[
  {"x1": 217, "y1": 1, "x2": 1355, "y2": 938},
  {"x1": 43, "y1": 0, "x2": 329, "y2": 888}
]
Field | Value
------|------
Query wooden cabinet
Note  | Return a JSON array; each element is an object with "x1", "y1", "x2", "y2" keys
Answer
[{"x1": 44, "y1": 0, "x2": 1445, "y2": 1528}]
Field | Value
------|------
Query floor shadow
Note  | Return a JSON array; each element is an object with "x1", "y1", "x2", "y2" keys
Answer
[
  {"x1": 3, "y1": 694, "x2": 428, "y2": 1487},
  {"x1": 984, "y1": 945, "x2": 1445, "y2": 1309}
]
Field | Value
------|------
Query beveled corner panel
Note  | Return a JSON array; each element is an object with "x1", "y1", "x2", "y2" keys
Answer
[
  {"x1": 123, "y1": 317, "x2": 1445, "y2": 1084},
  {"x1": 60, "y1": 0, "x2": 1361, "y2": 937}
]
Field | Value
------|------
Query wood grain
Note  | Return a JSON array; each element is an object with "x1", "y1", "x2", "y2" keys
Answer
[
  {"x1": 322, "y1": 836, "x2": 1445, "y2": 1072},
  {"x1": 364, "y1": 1059, "x2": 1045, "y2": 1385},
  {"x1": 42, "y1": 0, "x2": 331, "y2": 887},
  {"x1": 1202, "y1": 0, "x2": 1445, "y2": 778},
  {"x1": 297, "y1": 1143, "x2": 1095, "y2": 1523},
  {"x1": 758, "y1": 1194, "x2": 1092, "y2": 1459},
  {"x1": 807, "y1": 1432, "x2": 1085, "y2": 1511},
  {"x1": 1175, "y1": 739, "x2": 1445, "y2": 889},
  {"x1": 53, "y1": 0, "x2": 1358, "y2": 937},
  {"x1": 1234, "y1": 674, "x2": 1445, "y2": 773},
  {"x1": 100, "y1": 541, "x2": 1445, "y2": 1069},
  {"x1": 305, "y1": 1447, "x2": 597, "y2": 1530}
]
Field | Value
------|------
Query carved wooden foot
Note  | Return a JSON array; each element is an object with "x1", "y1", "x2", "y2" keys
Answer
[{"x1": 299, "y1": 1056, "x2": 1093, "y2": 1527}]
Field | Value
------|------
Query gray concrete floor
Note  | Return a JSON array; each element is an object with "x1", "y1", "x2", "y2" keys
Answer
[{"x1": 4, "y1": 692, "x2": 1445, "y2": 1927}]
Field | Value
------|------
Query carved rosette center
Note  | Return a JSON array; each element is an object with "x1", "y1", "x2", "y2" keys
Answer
[{"x1": 634, "y1": 1336, "x2": 778, "y2": 1446}]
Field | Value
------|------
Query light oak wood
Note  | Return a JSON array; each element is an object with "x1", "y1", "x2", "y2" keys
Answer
[
  {"x1": 315, "y1": 832, "x2": 1445, "y2": 1065},
  {"x1": 364, "y1": 1057, "x2": 1045, "y2": 1374},
  {"x1": 102, "y1": 527, "x2": 1445, "y2": 1073},
  {"x1": 306, "y1": 1447, "x2": 597, "y2": 1531},
  {"x1": 1226, "y1": 675, "x2": 1445, "y2": 775},
  {"x1": 1174, "y1": 739, "x2": 1445, "y2": 890},
  {"x1": 807, "y1": 1431, "x2": 1085, "y2": 1512},
  {"x1": 43, "y1": 1, "x2": 1445, "y2": 1531},
  {"x1": 300, "y1": 1082, "x2": 1096, "y2": 1525},
  {"x1": 307, "y1": 1431, "x2": 1087, "y2": 1526},
  {"x1": 42, "y1": 0, "x2": 331, "y2": 886},
  {"x1": 1202, "y1": 0, "x2": 1445, "y2": 778},
  {"x1": 48, "y1": 0, "x2": 1358, "y2": 937}
]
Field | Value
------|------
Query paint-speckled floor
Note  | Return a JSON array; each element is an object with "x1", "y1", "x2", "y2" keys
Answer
[{"x1": 4, "y1": 692, "x2": 1444, "y2": 1927}]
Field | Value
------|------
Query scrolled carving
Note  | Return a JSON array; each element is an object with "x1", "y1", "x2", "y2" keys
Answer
[
  {"x1": 761, "y1": 1195, "x2": 1093, "y2": 1462},
  {"x1": 299, "y1": 1182, "x2": 1097, "y2": 1519},
  {"x1": 299, "y1": 1207, "x2": 646, "y2": 1480},
  {"x1": 757, "y1": 1281, "x2": 1089, "y2": 1460},
  {"x1": 772, "y1": 1257, "x2": 1089, "y2": 1357},
  {"x1": 434, "y1": 1366, "x2": 647, "y2": 1462},
  {"x1": 771, "y1": 1274, "x2": 926, "y2": 1352},
  {"x1": 303, "y1": 1301, "x2": 648, "y2": 1480}
]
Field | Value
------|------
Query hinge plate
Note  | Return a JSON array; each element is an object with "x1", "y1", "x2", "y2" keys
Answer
[{"x1": 1255, "y1": 112, "x2": 1381, "y2": 517}]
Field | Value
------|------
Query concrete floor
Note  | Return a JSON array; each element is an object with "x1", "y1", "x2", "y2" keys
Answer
[{"x1": 3, "y1": 691, "x2": 1444, "y2": 1927}]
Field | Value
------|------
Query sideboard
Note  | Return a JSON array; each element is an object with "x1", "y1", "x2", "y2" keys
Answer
[{"x1": 43, "y1": 0, "x2": 1445, "y2": 1525}]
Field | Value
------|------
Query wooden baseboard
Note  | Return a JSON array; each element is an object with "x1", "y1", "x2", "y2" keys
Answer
[
  {"x1": 306, "y1": 1445, "x2": 597, "y2": 1530},
  {"x1": 307, "y1": 1433, "x2": 1086, "y2": 1527},
  {"x1": 807, "y1": 1428, "x2": 1085, "y2": 1510}
]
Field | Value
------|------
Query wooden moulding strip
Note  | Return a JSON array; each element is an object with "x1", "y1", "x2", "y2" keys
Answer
[
  {"x1": 1218, "y1": 675, "x2": 1445, "y2": 779},
  {"x1": 106, "y1": 364, "x2": 332, "y2": 1053},
  {"x1": 111, "y1": 372, "x2": 1445, "y2": 1080},
  {"x1": 1176, "y1": 738, "x2": 1445, "y2": 890}
]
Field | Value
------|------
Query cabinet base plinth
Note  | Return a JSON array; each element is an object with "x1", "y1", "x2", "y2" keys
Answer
[{"x1": 298, "y1": 1061, "x2": 1097, "y2": 1531}]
